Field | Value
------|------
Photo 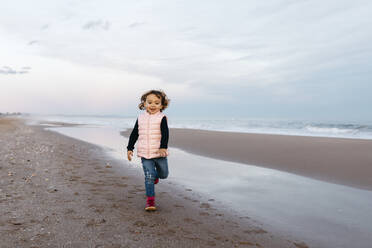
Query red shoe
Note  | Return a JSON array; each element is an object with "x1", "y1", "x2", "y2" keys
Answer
[
  {"x1": 145, "y1": 196, "x2": 156, "y2": 211},
  {"x1": 154, "y1": 178, "x2": 159, "y2": 184}
]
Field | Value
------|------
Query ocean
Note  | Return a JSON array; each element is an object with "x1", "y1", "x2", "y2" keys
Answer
[{"x1": 27, "y1": 114, "x2": 372, "y2": 140}]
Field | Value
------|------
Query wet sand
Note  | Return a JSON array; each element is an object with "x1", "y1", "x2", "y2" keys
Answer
[
  {"x1": 49, "y1": 123, "x2": 372, "y2": 247},
  {"x1": 122, "y1": 128, "x2": 372, "y2": 191},
  {"x1": 0, "y1": 118, "x2": 302, "y2": 248}
]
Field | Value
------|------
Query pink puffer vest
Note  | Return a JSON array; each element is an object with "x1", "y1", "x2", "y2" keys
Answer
[{"x1": 137, "y1": 111, "x2": 168, "y2": 159}]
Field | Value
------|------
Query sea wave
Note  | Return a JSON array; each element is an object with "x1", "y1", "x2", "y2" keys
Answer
[
  {"x1": 305, "y1": 126, "x2": 359, "y2": 135},
  {"x1": 28, "y1": 115, "x2": 372, "y2": 140}
]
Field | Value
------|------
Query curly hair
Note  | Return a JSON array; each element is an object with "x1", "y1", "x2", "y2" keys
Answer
[{"x1": 138, "y1": 90, "x2": 170, "y2": 111}]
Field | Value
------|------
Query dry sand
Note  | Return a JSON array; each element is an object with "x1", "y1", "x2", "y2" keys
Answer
[
  {"x1": 121, "y1": 128, "x2": 372, "y2": 191},
  {"x1": 0, "y1": 118, "x2": 304, "y2": 248}
]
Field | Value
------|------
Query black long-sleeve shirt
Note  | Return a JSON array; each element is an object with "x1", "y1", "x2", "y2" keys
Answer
[{"x1": 127, "y1": 116, "x2": 169, "y2": 151}]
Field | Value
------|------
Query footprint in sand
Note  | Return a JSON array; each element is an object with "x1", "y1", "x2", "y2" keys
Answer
[
  {"x1": 243, "y1": 228, "x2": 268, "y2": 234},
  {"x1": 169, "y1": 229, "x2": 177, "y2": 234},
  {"x1": 70, "y1": 175, "x2": 82, "y2": 181},
  {"x1": 294, "y1": 242, "x2": 309, "y2": 248},
  {"x1": 89, "y1": 205, "x2": 105, "y2": 214},
  {"x1": 200, "y1": 203, "x2": 210, "y2": 209},
  {"x1": 30, "y1": 219, "x2": 41, "y2": 224},
  {"x1": 64, "y1": 208, "x2": 76, "y2": 214},
  {"x1": 7, "y1": 219, "x2": 23, "y2": 226},
  {"x1": 206, "y1": 240, "x2": 217, "y2": 246},
  {"x1": 111, "y1": 203, "x2": 120, "y2": 208},
  {"x1": 180, "y1": 227, "x2": 192, "y2": 234},
  {"x1": 133, "y1": 220, "x2": 147, "y2": 227},
  {"x1": 232, "y1": 234, "x2": 241, "y2": 240},
  {"x1": 85, "y1": 218, "x2": 106, "y2": 227},
  {"x1": 183, "y1": 218, "x2": 202, "y2": 225},
  {"x1": 115, "y1": 183, "x2": 128, "y2": 188},
  {"x1": 183, "y1": 218, "x2": 194, "y2": 223},
  {"x1": 89, "y1": 188, "x2": 105, "y2": 193},
  {"x1": 238, "y1": 241, "x2": 255, "y2": 246}
]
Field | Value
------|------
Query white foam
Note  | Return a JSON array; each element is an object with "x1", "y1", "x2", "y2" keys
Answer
[{"x1": 305, "y1": 126, "x2": 358, "y2": 135}]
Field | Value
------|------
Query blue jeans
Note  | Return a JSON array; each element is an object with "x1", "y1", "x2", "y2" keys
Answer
[{"x1": 141, "y1": 157, "x2": 169, "y2": 197}]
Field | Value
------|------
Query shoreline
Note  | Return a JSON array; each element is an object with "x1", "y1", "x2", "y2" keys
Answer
[
  {"x1": 0, "y1": 117, "x2": 302, "y2": 247},
  {"x1": 122, "y1": 128, "x2": 372, "y2": 191}
]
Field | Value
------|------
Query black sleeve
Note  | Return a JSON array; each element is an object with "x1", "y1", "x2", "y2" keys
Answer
[
  {"x1": 160, "y1": 116, "x2": 169, "y2": 149},
  {"x1": 127, "y1": 119, "x2": 139, "y2": 151}
]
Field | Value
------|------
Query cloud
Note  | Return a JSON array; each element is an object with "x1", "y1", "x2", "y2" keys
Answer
[
  {"x1": 0, "y1": 66, "x2": 31, "y2": 75},
  {"x1": 82, "y1": 20, "x2": 110, "y2": 30},
  {"x1": 28, "y1": 40, "x2": 39, "y2": 46},
  {"x1": 128, "y1": 22, "x2": 146, "y2": 28},
  {"x1": 41, "y1": 24, "x2": 49, "y2": 30}
]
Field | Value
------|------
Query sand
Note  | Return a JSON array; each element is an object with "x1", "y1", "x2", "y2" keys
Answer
[
  {"x1": 0, "y1": 118, "x2": 303, "y2": 248},
  {"x1": 122, "y1": 128, "x2": 372, "y2": 191}
]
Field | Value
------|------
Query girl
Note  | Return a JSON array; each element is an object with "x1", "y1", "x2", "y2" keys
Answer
[{"x1": 127, "y1": 90, "x2": 170, "y2": 211}]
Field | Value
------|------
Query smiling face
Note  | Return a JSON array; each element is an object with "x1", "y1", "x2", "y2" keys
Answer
[{"x1": 144, "y1": 93, "x2": 163, "y2": 115}]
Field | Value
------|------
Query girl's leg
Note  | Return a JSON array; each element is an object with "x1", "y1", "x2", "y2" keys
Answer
[
  {"x1": 154, "y1": 157, "x2": 169, "y2": 179},
  {"x1": 141, "y1": 158, "x2": 157, "y2": 197}
]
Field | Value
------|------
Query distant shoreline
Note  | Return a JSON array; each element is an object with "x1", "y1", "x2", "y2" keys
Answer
[{"x1": 0, "y1": 112, "x2": 22, "y2": 116}]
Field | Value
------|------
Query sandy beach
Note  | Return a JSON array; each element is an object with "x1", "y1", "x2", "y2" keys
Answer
[
  {"x1": 122, "y1": 128, "x2": 372, "y2": 191},
  {"x1": 0, "y1": 117, "x2": 304, "y2": 248}
]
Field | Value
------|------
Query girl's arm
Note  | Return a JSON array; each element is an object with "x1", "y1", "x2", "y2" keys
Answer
[
  {"x1": 127, "y1": 119, "x2": 139, "y2": 161},
  {"x1": 159, "y1": 116, "x2": 169, "y2": 157},
  {"x1": 160, "y1": 116, "x2": 169, "y2": 148},
  {"x1": 127, "y1": 119, "x2": 139, "y2": 151}
]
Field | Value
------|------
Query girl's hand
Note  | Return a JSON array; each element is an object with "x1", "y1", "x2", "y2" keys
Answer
[
  {"x1": 158, "y1": 148, "x2": 168, "y2": 157},
  {"x1": 127, "y1": 150, "x2": 133, "y2": 161}
]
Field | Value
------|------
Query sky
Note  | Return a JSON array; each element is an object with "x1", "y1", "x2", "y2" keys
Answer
[{"x1": 1, "y1": 0, "x2": 372, "y2": 121}]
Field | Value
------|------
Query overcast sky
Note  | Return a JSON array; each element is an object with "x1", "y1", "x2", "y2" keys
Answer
[{"x1": 1, "y1": 0, "x2": 371, "y2": 121}]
